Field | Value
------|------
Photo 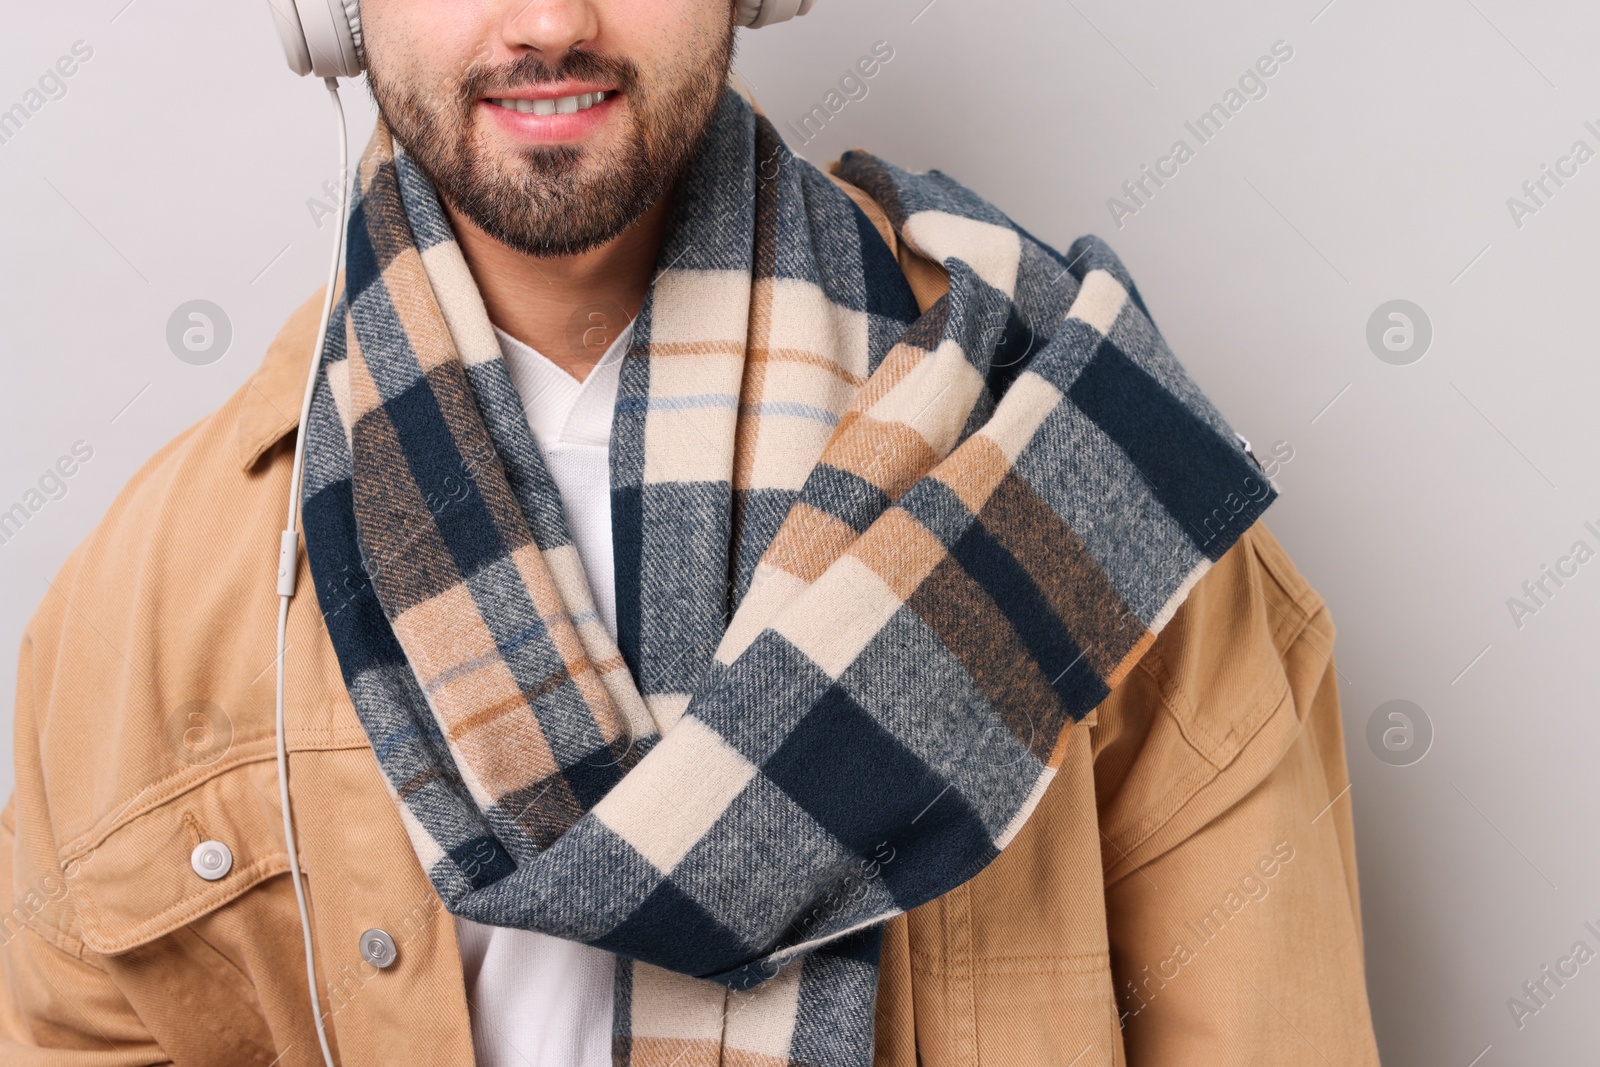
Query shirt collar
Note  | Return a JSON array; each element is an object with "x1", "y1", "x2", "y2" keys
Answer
[
  {"x1": 236, "y1": 285, "x2": 636, "y2": 469},
  {"x1": 493, "y1": 321, "x2": 632, "y2": 451}
]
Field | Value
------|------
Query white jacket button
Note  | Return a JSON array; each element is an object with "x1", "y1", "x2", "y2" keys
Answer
[
  {"x1": 190, "y1": 840, "x2": 233, "y2": 881},
  {"x1": 360, "y1": 928, "x2": 398, "y2": 969}
]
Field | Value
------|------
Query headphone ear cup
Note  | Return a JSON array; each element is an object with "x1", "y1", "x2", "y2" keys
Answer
[
  {"x1": 738, "y1": 0, "x2": 817, "y2": 29},
  {"x1": 267, "y1": 0, "x2": 363, "y2": 78},
  {"x1": 267, "y1": 0, "x2": 314, "y2": 75}
]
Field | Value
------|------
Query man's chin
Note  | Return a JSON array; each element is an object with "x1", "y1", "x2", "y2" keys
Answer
[
  {"x1": 442, "y1": 169, "x2": 658, "y2": 259},
  {"x1": 470, "y1": 122, "x2": 620, "y2": 182}
]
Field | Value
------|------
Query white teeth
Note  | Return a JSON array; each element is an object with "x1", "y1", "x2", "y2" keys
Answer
[{"x1": 491, "y1": 92, "x2": 609, "y2": 116}]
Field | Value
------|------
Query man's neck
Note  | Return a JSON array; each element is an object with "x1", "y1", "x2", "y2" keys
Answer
[{"x1": 445, "y1": 197, "x2": 671, "y2": 382}]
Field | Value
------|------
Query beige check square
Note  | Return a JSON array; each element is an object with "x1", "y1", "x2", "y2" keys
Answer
[
  {"x1": 765, "y1": 276, "x2": 872, "y2": 379},
  {"x1": 592, "y1": 716, "x2": 757, "y2": 874},
  {"x1": 772, "y1": 555, "x2": 905, "y2": 679},
  {"x1": 1067, "y1": 269, "x2": 1128, "y2": 335}
]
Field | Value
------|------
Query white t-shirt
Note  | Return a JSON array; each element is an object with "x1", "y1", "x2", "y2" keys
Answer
[{"x1": 454, "y1": 321, "x2": 632, "y2": 1067}]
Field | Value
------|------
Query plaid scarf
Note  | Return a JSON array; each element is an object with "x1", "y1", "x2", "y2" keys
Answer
[{"x1": 300, "y1": 87, "x2": 1273, "y2": 1066}]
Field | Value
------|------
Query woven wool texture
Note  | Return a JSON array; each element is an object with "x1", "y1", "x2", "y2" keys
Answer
[{"x1": 300, "y1": 87, "x2": 1276, "y2": 1067}]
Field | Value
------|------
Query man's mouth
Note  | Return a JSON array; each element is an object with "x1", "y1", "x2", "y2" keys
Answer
[
  {"x1": 477, "y1": 79, "x2": 623, "y2": 147},
  {"x1": 486, "y1": 90, "x2": 615, "y2": 117}
]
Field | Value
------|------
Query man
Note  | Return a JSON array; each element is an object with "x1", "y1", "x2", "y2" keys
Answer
[{"x1": 0, "y1": 1, "x2": 1380, "y2": 1064}]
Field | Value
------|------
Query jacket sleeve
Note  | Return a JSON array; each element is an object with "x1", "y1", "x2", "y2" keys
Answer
[
  {"x1": 1096, "y1": 526, "x2": 1380, "y2": 1066},
  {"x1": 1, "y1": 631, "x2": 170, "y2": 1066}
]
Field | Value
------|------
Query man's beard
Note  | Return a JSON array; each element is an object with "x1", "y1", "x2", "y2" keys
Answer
[{"x1": 367, "y1": 30, "x2": 733, "y2": 258}]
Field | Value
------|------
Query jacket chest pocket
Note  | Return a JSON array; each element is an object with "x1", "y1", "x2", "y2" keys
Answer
[
  {"x1": 895, "y1": 717, "x2": 1126, "y2": 1067},
  {"x1": 899, "y1": 884, "x2": 1125, "y2": 1067},
  {"x1": 67, "y1": 754, "x2": 291, "y2": 956},
  {"x1": 63, "y1": 754, "x2": 298, "y2": 1064}
]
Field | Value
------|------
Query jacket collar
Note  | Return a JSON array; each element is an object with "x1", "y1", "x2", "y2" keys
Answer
[{"x1": 235, "y1": 285, "x2": 336, "y2": 470}]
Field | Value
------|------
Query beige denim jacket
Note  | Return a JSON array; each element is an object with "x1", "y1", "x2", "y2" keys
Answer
[{"x1": 1, "y1": 177, "x2": 1381, "y2": 1066}]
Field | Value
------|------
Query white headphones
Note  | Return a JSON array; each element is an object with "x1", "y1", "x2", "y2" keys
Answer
[{"x1": 269, "y1": 0, "x2": 817, "y2": 78}]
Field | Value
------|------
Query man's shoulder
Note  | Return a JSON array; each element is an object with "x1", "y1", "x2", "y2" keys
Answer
[
  {"x1": 26, "y1": 289, "x2": 323, "y2": 644},
  {"x1": 1086, "y1": 523, "x2": 1337, "y2": 877},
  {"x1": 17, "y1": 291, "x2": 326, "y2": 849},
  {"x1": 1090, "y1": 521, "x2": 1332, "y2": 770},
  {"x1": 1133, "y1": 522, "x2": 1332, "y2": 737}
]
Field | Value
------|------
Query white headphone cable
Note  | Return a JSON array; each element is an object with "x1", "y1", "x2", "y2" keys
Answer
[{"x1": 275, "y1": 75, "x2": 348, "y2": 1067}]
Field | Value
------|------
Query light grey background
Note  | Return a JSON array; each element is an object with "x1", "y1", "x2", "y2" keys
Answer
[{"x1": 3, "y1": 0, "x2": 1597, "y2": 1061}]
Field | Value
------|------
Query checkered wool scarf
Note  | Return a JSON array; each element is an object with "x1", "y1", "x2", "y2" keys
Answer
[{"x1": 300, "y1": 87, "x2": 1274, "y2": 1066}]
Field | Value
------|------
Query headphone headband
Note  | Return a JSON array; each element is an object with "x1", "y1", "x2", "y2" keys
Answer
[{"x1": 271, "y1": 0, "x2": 814, "y2": 79}]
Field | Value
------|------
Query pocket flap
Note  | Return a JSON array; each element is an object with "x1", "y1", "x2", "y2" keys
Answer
[{"x1": 67, "y1": 757, "x2": 291, "y2": 955}]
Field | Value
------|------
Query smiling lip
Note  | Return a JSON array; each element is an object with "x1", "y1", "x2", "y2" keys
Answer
[
  {"x1": 478, "y1": 83, "x2": 620, "y2": 144},
  {"x1": 486, "y1": 79, "x2": 618, "y2": 102}
]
